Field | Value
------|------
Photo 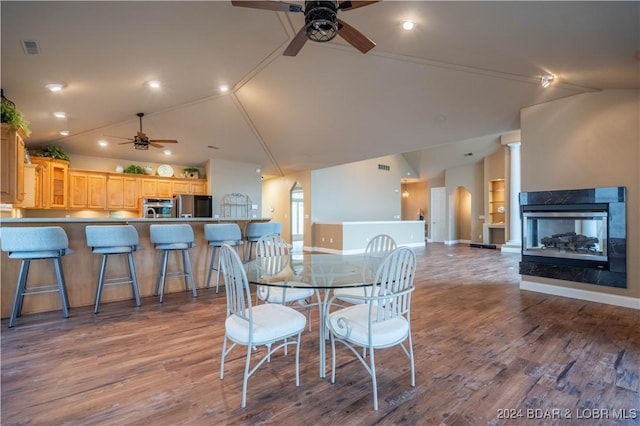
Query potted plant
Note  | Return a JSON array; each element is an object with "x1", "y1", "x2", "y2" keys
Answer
[
  {"x1": 1, "y1": 90, "x2": 31, "y2": 136},
  {"x1": 31, "y1": 144, "x2": 70, "y2": 161},
  {"x1": 123, "y1": 165, "x2": 146, "y2": 174},
  {"x1": 183, "y1": 167, "x2": 200, "y2": 179}
]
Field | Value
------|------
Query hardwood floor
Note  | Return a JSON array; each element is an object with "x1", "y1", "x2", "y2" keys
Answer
[{"x1": 1, "y1": 244, "x2": 638, "y2": 425}]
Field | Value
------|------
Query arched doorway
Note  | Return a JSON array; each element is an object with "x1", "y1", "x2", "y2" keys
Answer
[{"x1": 290, "y1": 182, "x2": 304, "y2": 252}]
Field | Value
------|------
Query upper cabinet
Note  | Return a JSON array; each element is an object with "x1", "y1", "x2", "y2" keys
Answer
[
  {"x1": 1, "y1": 124, "x2": 26, "y2": 204},
  {"x1": 68, "y1": 171, "x2": 107, "y2": 209},
  {"x1": 29, "y1": 157, "x2": 69, "y2": 209},
  {"x1": 106, "y1": 175, "x2": 138, "y2": 210}
]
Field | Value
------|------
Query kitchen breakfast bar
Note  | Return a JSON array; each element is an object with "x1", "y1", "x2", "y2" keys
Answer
[{"x1": 0, "y1": 217, "x2": 270, "y2": 318}]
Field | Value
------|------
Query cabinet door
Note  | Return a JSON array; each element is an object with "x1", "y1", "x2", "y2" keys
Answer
[
  {"x1": 122, "y1": 177, "x2": 138, "y2": 210},
  {"x1": 68, "y1": 172, "x2": 88, "y2": 208},
  {"x1": 87, "y1": 174, "x2": 106, "y2": 209},
  {"x1": 0, "y1": 124, "x2": 26, "y2": 204},
  {"x1": 140, "y1": 178, "x2": 158, "y2": 197},
  {"x1": 107, "y1": 176, "x2": 138, "y2": 210},
  {"x1": 157, "y1": 180, "x2": 172, "y2": 198},
  {"x1": 172, "y1": 181, "x2": 190, "y2": 195},
  {"x1": 49, "y1": 161, "x2": 68, "y2": 208},
  {"x1": 190, "y1": 181, "x2": 207, "y2": 195}
]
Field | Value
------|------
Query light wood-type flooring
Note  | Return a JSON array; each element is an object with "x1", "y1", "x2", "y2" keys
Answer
[{"x1": 1, "y1": 244, "x2": 638, "y2": 425}]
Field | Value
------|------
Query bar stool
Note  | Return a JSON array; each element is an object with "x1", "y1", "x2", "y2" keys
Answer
[
  {"x1": 85, "y1": 225, "x2": 142, "y2": 313},
  {"x1": 150, "y1": 224, "x2": 197, "y2": 303},
  {"x1": 204, "y1": 223, "x2": 244, "y2": 293},
  {"x1": 272, "y1": 221, "x2": 282, "y2": 236},
  {"x1": 1, "y1": 226, "x2": 72, "y2": 327},
  {"x1": 244, "y1": 222, "x2": 276, "y2": 262}
]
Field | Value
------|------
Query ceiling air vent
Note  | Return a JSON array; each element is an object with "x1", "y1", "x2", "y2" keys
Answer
[
  {"x1": 378, "y1": 164, "x2": 390, "y2": 171},
  {"x1": 21, "y1": 40, "x2": 40, "y2": 55}
]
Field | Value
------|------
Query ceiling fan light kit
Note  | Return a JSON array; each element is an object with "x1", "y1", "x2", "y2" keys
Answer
[
  {"x1": 116, "y1": 112, "x2": 179, "y2": 150},
  {"x1": 232, "y1": 0, "x2": 378, "y2": 57}
]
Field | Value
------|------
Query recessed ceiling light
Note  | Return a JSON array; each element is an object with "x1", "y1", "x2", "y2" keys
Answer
[
  {"x1": 53, "y1": 111, "x2": 67, "y2": 118},
  {"x1": 147, "y1": 80, "x2": 161, "y2": 89},
  {"x1": 163, "y1": 150, "x2": 172, "y2": 155},
  {"x1": 219, "y1": 85, "x2": 229, "y2": 93},
  {"x1": 98, "y1": 140, "x2": 108, "y2": 147},
  {"x1": 402, "y1": 20, "x2": 415, "y2": 31},
  {"x1": 59, "y1": 130, "x2": 69, "y2": 136},
  {"x1": 46, "y1": 83, "x2": 64, "y2": 92}
]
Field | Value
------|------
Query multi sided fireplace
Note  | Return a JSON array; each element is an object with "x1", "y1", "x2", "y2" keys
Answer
[{"x1": 519, "y1": 187, "x2": 626, "y2": 288}]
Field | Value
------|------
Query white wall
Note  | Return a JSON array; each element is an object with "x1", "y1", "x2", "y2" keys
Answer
[
  {"x1": 310, "y1": 154, "x2": 417, "y2": 222},
  {"x1": 207, "y1": 158, "x2": 263, "y2": 218},
  {"x1": 521, "y1": 89, "x2": 639, "y2": 301}
]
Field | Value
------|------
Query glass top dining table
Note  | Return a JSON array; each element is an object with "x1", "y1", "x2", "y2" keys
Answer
[{"x1": 244, "y1": 253, "x2": 378, "y2": 378}]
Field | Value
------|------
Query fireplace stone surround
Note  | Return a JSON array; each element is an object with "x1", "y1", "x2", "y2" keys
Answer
[{"x1": 519, "y1": 187, "x2": 626, "y2": 288}]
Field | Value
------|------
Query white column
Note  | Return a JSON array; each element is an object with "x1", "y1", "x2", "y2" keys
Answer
[{"x1": 502, "y1": 141, "x2": 521, "y2": 252}]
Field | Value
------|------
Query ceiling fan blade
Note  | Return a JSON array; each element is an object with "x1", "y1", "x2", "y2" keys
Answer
[
  {"x1": 118, "y1": 141, "x2": 134, "y2": 145},
  {"x1": 149, "y1": 139, "x2": 178, "y2": 144},
  {"x1": 337, "y1": 18, "x2": 376, "y2": 53},
  {"x1": 231, "y1": 1, "x2": 303, "y2": 13},
  {"x1": 338, "y1": 1, "x2": 379, "y2": 11},
  {"x1": 149, "y1": 142, "x2": 165, "y2": 149},
  {"x1": 106, "y1": 135, "x2": 134, "y2": 141},
  {"x1": 283, "y1": 26, "x2": 309, "y2": 56}
]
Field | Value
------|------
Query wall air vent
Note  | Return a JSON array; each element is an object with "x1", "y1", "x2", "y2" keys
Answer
[
  {"x1": 22, "y1": 40, "x2": 40, "y2": 55},
  {"x1": 378, "y1": 164, "x2": 390, "y2": 171}
]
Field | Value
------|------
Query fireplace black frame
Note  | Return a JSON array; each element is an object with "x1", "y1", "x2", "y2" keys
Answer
[{"x1": 519, "y1": 187, "x2": 626, "y2": 288}]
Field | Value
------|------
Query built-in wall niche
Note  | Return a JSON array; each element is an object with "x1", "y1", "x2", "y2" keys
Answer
[{"x1": 488, "y1": 179, "x2": 505, "y2": 224}]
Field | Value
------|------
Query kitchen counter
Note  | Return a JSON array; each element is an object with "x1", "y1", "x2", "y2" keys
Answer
[
  {"x1": 0, "y1": 217, "x2": 272, "y2": 223},
  {"x1": 0, "y1": 217, "x2": 271, "y2": 318}
]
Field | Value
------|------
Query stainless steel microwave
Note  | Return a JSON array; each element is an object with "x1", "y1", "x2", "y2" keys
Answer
[{"x1": 174, "y1": 194, "x2": 212, "y2": 218}]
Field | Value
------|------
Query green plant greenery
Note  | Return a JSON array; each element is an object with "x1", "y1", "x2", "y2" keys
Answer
[
  {"x1": 123, "y1": 165, "x2": 146, "y2": 174},
  {"x1": 31, "y1": 144, "x2": 70, "y2": 161},
  {"x1": 1, "y1": 99, "x2": 31, "y2": 136},
  {"x1": 183, "y1": 167, "x2": 200, "y2": 174}
]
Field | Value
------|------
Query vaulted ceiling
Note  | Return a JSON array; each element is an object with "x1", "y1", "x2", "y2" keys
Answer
[{"x1": 2, "y1": 1, "x2": 638, "y2": 179}]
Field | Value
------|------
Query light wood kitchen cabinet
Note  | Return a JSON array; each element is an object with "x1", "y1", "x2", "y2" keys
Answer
[
  {"x1": 107, "y1": 175, "x2": 139, "y2": 210},
  {"x1": 68, "y1": 171, "x2": 107, "y2": 209},
  {"x1": 1, "y1": 124, "x2": 26, "y2": 204},
  {"x1": 171, "y1": 179, "x2": 207, "y2": 195},
  {"x1": 140, "y1": 178, "x2": 172, "y2": 198},
  {"x1": 30, "y1": 156, "x2": 69, "y2": 209}
]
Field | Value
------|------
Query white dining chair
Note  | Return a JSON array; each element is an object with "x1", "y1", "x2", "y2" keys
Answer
[
  {"x1": 218, "y1": 244, "x2": 306, "y2": 408},
  {"x1": 327, "y1": 246, "x2": 417, "y2": 410},
  {"x1": 333, "y1": 234, "x2": 397, "y2": 305},
  {"x1": 254, "y1": 234, "x2": 316, "y2": 330}
]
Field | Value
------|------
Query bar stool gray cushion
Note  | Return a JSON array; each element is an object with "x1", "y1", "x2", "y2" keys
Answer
[
  {"x1": 1, "y1": 226, "x2": 71, "y2": 258},
  {"x1": 205, "y1": 223, "x2": 243, "y2": 246},
  {"x1": 86, "y1": 225, "x2": 139, "y2": 254}
]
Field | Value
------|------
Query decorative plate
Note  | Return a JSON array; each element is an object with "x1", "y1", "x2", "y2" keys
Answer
[{"x1": 157, "y1": 164, "x2": 174, "y2": 177}]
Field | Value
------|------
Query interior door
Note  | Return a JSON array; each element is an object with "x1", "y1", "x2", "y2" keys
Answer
[
  {"x1": 290, "y1": 182, "x2": 304, "y2": 251},
  {"x1": 430, "y1": 187, "x2": 447, "y2": 243}
]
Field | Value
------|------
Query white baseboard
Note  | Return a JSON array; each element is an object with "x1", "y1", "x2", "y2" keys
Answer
[
  {"x1": 311, "y1": 241, "x2": 426, "y2": 255},
  {"x1": 445, "y1": 239, "x2": 471, "y2": 245},
  {"x1": 501, "y1": 245, "x2": 521, "y2": 253},
  {"x1": 520, "y1": 280, "x2": 640, "y2": 310}
]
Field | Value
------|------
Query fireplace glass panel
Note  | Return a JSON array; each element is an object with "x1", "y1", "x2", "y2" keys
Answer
[{"x1": 523, "y1": 211, "x2": 608, "y2": 262}]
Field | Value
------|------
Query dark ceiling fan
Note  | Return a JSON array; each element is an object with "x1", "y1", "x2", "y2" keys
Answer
[
  {"x1": 231, "y1": 1, "x2": 379, "y2": 56},
  {"x1": 115, "y1": 112, "x2": 178, "y2": 150}
]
